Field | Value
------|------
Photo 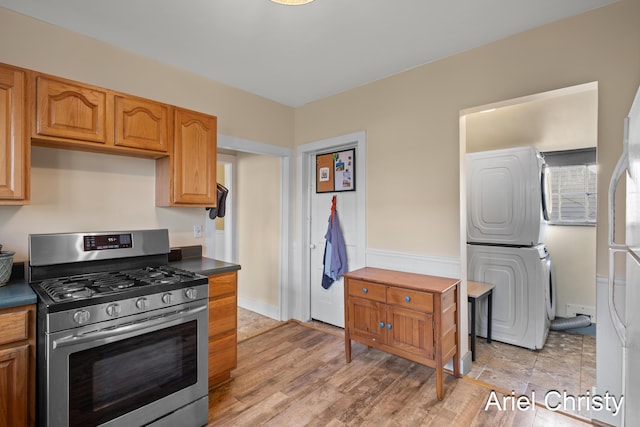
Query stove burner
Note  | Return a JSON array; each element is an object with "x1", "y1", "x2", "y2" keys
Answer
[{"x1": 37, "y1": 266, "x2": 201, "y2": 302}]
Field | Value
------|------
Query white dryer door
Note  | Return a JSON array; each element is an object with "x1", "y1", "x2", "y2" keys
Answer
[{"x1": 467, "y1": 146, "x2": 546, "y2": 245}]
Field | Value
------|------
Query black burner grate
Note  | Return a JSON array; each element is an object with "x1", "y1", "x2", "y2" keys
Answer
[{"x1": 37, "y1": 266, "x2": 199, "y2": 302}]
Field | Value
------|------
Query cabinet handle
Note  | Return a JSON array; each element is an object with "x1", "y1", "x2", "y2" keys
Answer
[
  {"x1": 379, "y1": 322, "x2": 385, "y2": 328},
  {"x1": 386, "y1": 324, "x2": 392, "y2": 330},
  {"x1": 362, "y1": 287, "x2": 368, "y2": 294},
  {"x1": 405, "y1": 296, "x2": 411, "y2": 302}
]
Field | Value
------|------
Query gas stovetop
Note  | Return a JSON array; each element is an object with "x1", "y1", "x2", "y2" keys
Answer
[
  {"x1": 28, "y1": 229, "x2": 211, "y2": 311},
  {"x1": 38, "y1": 265, "x2": 202, "y2": 302}
]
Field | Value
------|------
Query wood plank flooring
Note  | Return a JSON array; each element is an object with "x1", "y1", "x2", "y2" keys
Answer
[{"x1": 208, "y1": 321, "x2": 592, "y2": 426}]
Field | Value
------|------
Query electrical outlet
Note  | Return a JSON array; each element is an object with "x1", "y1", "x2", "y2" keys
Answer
[{"x1": 193, "y1": 224, "x2": 203, "y2": 238}]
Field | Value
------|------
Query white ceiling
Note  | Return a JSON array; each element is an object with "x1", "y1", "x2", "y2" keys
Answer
[{"x1": 0, "y1": 0, "x2": 619, "y2": 107}]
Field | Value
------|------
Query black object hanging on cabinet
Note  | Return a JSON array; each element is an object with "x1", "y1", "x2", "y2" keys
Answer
[{"x1": 206, "y1": 183, "x2": 229, "y2": 219}]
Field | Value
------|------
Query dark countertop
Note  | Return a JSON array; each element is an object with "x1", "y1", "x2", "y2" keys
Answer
[
  {"x1": 0, "y1": 279, "x2": 37, "y2": 309},
  {"x1": 0, "y1": 256, "x2": 238, "y2": 310},
  {"x1": 170, "y1": 257, "x2": 241, "y2": 276}
]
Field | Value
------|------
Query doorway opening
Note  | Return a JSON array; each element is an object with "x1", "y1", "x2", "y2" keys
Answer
[
  {"x1": 213, "y1": 135, "x2": 294, "y2": 322},
  {"x1": 459, "y1": 82, "x2": 598, "y2": 419}
]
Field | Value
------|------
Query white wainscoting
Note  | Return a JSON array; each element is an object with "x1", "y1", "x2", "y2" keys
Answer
[{"x1": 366, "y1": 248, "x2": 461, "y2": 279}]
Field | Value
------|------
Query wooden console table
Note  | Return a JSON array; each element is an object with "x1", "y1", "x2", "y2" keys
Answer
[{"x1": 343, "y1": 267, "x2": 460, "y2": 400}]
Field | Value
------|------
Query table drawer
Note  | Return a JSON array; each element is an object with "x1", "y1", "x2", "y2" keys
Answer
[
  {"x1": 387, "y1": 287, "x2": 433, "y2": 312},
  {"x1": 347, "y1": 279, "x2": 386, "y2": 302}
]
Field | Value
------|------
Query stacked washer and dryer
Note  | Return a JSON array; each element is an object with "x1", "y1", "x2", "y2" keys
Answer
[{"x1": 467, "y1": 146, "x2": 556, "y2": 350}]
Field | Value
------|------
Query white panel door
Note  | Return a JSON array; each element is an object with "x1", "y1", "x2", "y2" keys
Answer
[{"x1": 309, "y1": 162, "x2": 358, "y2": 328}]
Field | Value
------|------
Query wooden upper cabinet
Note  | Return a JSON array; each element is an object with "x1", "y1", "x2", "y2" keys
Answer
[
  {"x1": 114, "y1": 95, "x2": 169, "y2": 153},
  {"x1": 170, "y1": 108, "x2": 216, "y2": 205},
  {"x1": 0, "y1": 63, "x2": 218, "y2": 206},
  {"x1": 35, "y1": 76, "x2": 108, "y2": 144},
  {"x1": 0, "y1": 64, "x2": 28, "y2": 203}
]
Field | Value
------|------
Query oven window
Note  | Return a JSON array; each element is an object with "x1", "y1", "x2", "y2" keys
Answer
[{"x1": 68, "y1": 320, "x2": 198, "y2": 426}]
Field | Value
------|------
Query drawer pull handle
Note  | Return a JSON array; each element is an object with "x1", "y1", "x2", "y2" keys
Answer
[
  {"x1": 379, "y1": 322, "x2": 385, "y2": 328},
  {"x1": 386, "y1": 324, "x2": 392, "y2": 330},
  {"x1": 405, "y1": 296, "x2": 411, "y2": 302},
  {"x1": 362, "y1": 288, "x2": 368, "y2": 294}
]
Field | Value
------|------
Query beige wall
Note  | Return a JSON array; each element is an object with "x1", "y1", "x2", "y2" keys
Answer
[
  {"x1": 236, "y1": 153, "x2": 281, "y2": 308},
  {"x1": 294, "y1": 0, "x2": 640, "y2": 280},
  {"x1": 0, "y1": 7, "x2": 293, "y2": 273},
  {"x1": 547, "y1": 225, "x2": 597, "y2": 317}
]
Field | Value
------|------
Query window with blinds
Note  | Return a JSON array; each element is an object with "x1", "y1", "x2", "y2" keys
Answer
[{"x1": 544, "y1": 148, "x2": 597, "y2": 226}]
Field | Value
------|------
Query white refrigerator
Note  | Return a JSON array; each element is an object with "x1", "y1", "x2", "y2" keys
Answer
[{"x1": 597, "y1": 83, "x2": 640, "y2": 426}]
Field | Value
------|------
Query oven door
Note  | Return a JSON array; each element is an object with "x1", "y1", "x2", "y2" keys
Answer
[{"x1": 43, "y1": 301, "x2": 208, "y2": 427}]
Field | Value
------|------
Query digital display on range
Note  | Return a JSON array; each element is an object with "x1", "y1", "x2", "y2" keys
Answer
[{"x1": 83, "y1": 234, "x2": 133, "y2": 251}]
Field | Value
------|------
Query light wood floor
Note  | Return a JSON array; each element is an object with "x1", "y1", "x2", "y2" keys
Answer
[{"x1": 208, "y1": 310, "x2": 592, "y2": 426}]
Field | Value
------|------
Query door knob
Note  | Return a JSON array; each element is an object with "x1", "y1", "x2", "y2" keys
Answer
[{"x1": 309, "y1": 243, "x2": 317, "y2": 249}]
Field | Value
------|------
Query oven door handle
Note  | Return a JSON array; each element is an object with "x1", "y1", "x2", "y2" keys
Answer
[{"x1": 52, "y1": 304, "x2": 206, "y2": 349}]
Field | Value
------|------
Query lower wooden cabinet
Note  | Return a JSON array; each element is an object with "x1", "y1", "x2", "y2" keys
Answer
[
  {"x1": 0, "y1": 304, "x2": 35, "y2": 427},
  {"x1": 343, "y1": 267, "x2": 459, "y2": 401},
  {"x1": 208, "y1": 271, "x2": 238, "y2": 388}
]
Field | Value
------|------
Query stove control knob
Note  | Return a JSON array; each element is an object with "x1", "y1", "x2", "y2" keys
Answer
[
  {"x1": 161, "y1": 293, "x2": 173, "y2": 304},
  {"x1": 106, "y1": 303, "x2": 121, "y2": 317},
  {"x1": 135, "y1": 297, "x2": 149, "y2": 310},
  {"x1": 184, "y1": 288, "x2": 197, "y2": 300},
  {"x1": 73, "y1": 310, "x2": 91, "y2": 325}
]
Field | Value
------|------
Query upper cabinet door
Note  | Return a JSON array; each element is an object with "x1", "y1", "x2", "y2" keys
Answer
[
  {"x1": 0, "y1": 64, "x2": 27, "y2": 202},
  {"x1": 35, "y1": 76, "x2": 107, "y2": 143},
  {"x1": 173, "y1": 109, "x2": 216, "y2": 204},
  {"x1": 114, "y1": 95, "x2": 169, "y2": 153}
]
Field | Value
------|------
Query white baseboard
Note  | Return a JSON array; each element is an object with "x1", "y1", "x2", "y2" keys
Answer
[
  {"x1": 445, "y1": 350, "x2": 473, "y2": 376},
  {"x1": 366, "y1": 248, "x2": 461, "y2": 279},
  {"x1": 565, "y1": 303, "x2": 597, "y2": 322},
  {"x1": 238, "y1": 296, "x2": 280, "y2": 321}
]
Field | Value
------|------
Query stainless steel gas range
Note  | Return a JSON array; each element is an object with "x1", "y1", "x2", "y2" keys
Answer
[{"x1": 28, "y1": 229, "x2": 209, "y2": 427}]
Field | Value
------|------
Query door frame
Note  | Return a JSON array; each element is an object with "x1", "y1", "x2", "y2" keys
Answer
[
  {"x1": 295, "y1": 131, "x2": 367, "y2": 322},
  {"x1": 218, "y1": 134, "x2": 294, "y2": 321},
  {"x1": 207, "y1": 153, "x2": 236, "y2": 263}
]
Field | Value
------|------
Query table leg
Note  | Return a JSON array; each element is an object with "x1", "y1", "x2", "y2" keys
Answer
[
  {"x1": 469, "y1": 296, "x2": 476, "y2": 362},
  {"x1": 436, "y1": 367, "x2": 444, "y2": 400},
  {"x1": 487, "y1": 291, "x2": 492, "y2": 344}
]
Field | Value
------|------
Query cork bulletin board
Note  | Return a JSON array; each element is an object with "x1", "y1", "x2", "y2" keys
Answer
[{"x1": 316, "y1": 148, "x2": 355, "y2": 193}]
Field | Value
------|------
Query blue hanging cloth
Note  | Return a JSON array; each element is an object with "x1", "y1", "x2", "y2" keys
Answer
[{"x1": 322, "y1": 196, "x2": 348, "y2": 289}]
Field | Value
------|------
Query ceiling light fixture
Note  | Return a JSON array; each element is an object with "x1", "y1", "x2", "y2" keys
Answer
[{"x1": 271, "y1": 0, "x2": 315, "y2": 5}]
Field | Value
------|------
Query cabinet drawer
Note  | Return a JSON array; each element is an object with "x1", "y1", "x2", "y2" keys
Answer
[
  {"x1": 208, "y1": 333, "x2": 237, "y2": 379},
  {"x1": 0, "y1": 308, "x2": 30, "y2": 346},
  {"x1": 387, "y1": 287, "x2": 433, "y2": 312},
  {"x1": 209, "y1": 271, "x2": 237, "y2": 298},
  {"x1": 347, "y1": 279, "x2": 385, "y2": 302},
  {"x1": 208, "y1": 295, "x2": 237, "y2": 338}
]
